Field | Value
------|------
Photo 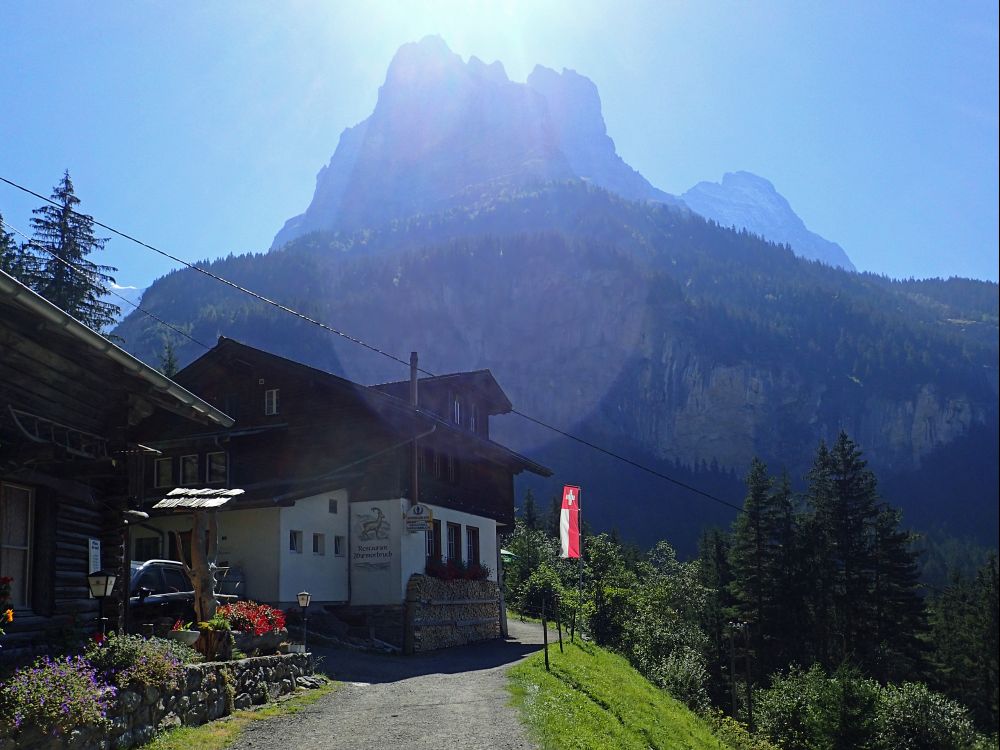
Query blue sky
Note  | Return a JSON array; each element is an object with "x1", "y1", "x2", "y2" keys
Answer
[{"x1": 1, "y1": 1, "x2": 997, "y2": 289}]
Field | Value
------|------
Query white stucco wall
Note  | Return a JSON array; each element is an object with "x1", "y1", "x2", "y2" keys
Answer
[
  {"x1": 347, "y1": 498, "x2": 498, "y2": 607},
  {"x1": 278, "y1": 489, "x2": 349, "y2": 605},
  {"x1": 401, "y1": 503, "x2": 498, "y2": 582},
  {"x1": 132, "y1": 509, "x2": 281, "y2": 601}
]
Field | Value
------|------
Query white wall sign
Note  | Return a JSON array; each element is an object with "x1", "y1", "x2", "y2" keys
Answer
[
  {"x1": 404, "y1": 503, "x2": 433, "y2": 533},
  {"x1": 88, "y1": 538, "x2": 101, "y2": 574}
]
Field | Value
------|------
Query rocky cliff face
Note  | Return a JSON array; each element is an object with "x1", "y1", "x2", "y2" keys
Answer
[
  {"x1": 682, "y1": 171, "x2": 856, "y2": 270},
  {"x1": 271, "y1": 36, "x2": 680, "y2": 249}
]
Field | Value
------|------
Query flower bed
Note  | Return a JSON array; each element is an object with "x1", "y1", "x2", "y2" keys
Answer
[{"x1": 0, "y1": 652, "x2": 316, "y2": 750}]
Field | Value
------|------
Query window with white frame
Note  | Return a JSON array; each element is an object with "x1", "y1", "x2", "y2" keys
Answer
[
  {"x1": 153, "y1": 457, "x2": 173, "y2": 488},
  {"x1": 466, "y1": 526, "x2": 480, "y2": 566},
  {"x1": 206, "y1": 452, "x2": 227, "y2": 484},
  {"x1": 469, "y1": 404, "x2": 479, "y2": 433},
  {"x1": 180, "y1": 455, "x2": 199, "y2": 486},
  {"x1": 289, "y1": 530, "x2": 303, "y2": 553},
  {"x1": 0, "y1": 483, "x2": 33, "y2": 608},
  {"x1": 452, "y1": 395, "x2": 462, "y2": 425},
  {"x1": 264, "y1": 388, "x2": 280, "y2": 416},
  {"x1": 334, "y1": 536, "x2": 345, "y2": 557},
  {"x1": 447, "y1": 522, "x2": 461, "y2": 562},
  {"x1": 312, "y1": 533, "x2": 325, "y2": 555}
]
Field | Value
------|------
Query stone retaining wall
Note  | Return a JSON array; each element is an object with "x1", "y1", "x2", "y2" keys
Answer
[
  {"x1": 404, "y1": 575, "x2": 501, "y2": 653},
  {"x1": 1, "y1": 653, "x2": 315, "y2": 750}
]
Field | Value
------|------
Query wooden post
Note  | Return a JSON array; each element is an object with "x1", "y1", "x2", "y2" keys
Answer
[
  {"x1": 542, "y1": 595, "x2": 550, "y2": 672},
  {"x1": 745, "y1": 622, "x2": 754, "y2": 732},
  {"x1": 556, "y1": 594, "x2": 563, "y2": 653},
  {"x1": 729, "y1": 625, "x2": 738, "y2": 718}
]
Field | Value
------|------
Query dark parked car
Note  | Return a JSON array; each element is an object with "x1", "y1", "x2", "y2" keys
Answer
[{"x1": 129, "y1": 559, "x2": 198, "y2": 628}]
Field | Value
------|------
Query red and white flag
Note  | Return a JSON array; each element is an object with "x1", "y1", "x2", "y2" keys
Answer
[{"x1": 559, "y1": 485, "x2": 581, "y2": 558}]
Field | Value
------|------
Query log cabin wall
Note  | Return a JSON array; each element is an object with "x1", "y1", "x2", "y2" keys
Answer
[{"x1": 1, "y1": 272, "x2": 228, "y2": 661}]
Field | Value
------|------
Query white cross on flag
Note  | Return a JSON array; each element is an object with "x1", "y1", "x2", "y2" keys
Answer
[{"x1": 559, "y1": 484, "x2": 581, "y2": 558}]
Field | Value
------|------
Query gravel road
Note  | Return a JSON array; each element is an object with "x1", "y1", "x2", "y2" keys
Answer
[{"x1": 229, "y1": 619, "x2": 547, "y2": 750}]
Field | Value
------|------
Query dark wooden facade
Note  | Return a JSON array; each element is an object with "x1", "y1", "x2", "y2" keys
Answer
[
  {"x1": 0, "y1": 270, "x2": 230, "y2": 659},
  {"x1": 139, "y1": 338, "x2": 550, "y2": 526}
]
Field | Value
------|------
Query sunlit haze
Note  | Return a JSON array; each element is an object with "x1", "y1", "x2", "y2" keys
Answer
[{"x1": 1, "y1": 1, "x2": 997, "y2": 286}]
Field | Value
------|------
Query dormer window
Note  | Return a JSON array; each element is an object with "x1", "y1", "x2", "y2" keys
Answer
[{"x1": 264, "y1": 388, "x2": 280, "y2": 415}]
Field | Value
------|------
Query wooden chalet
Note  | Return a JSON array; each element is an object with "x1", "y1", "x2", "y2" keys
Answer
[
  {"x1": 0, "y1": 269, "x2": 232, "y2": 659},
  {"x1": 132, "y1": 338, "x2": 551, "y2": 617}
]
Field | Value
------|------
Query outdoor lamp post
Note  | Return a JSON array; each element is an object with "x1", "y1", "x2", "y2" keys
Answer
[
  {"x1": 87, "y1": 570, "x2": 118, "y2": 635},
  {"x1": 297, "y1": 591, "x2": 312, "y2": 652}
]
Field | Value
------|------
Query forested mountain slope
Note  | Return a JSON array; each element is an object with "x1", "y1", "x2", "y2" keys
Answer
[{"x1": 115, "y1": 183, "x2": 998, "y2": 550}]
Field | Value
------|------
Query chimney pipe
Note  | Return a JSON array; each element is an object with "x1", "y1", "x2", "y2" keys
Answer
[{"x1": 410, "y1": 352, "x2": 419, "y2": 509}]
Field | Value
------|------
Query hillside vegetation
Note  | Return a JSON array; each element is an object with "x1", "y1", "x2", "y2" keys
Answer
[{"x1": 509, "y1": 637, "x2": 758, "y2": 750}]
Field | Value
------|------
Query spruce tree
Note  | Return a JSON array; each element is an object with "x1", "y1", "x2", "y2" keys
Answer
[
  {"x1": 521, "y1": 488, "x2": 540, "y2": 530},
  {"x1": 0, "y1": 213, "x2": 20, "y2": 276},
  {"x1": 869, "y1": 505, "x2": 924, "y2": 681},
  {"x1": 27, "y1": 171, "x2": 119, "y2": 330}
]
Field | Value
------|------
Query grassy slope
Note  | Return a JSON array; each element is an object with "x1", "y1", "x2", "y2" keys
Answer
[{"x1": 508, "y1": 639, "x2": 733, "y2": 750}]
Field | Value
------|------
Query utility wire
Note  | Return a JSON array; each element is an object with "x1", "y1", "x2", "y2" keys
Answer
[
  {"x1": 1, "y1": 174, "x2": 744, "y2": 513},
  {"x1": 0, "y1": 217, "x2": 212, "y2": 351}
]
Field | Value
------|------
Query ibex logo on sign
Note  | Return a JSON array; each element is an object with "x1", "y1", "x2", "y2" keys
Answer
[{"x1": 359, "y1": 507, "x2": 390, "y2": 541}]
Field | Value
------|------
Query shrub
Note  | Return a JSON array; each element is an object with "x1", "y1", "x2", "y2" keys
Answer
[
  {"x1": 701, "y1": 709, "x2": 780, "y2": 750},
  {"x1": 84, "y1": 633, "x2": 192, "y2": 690},
  {"x1": 874, "y1": 682, "x2": 983, "y2": 750},
  {"x1": 0, "y1": 655, "x2": 115, "y2": 735},
  {"x1": 517, "y1": 563, "x2": 564, "y2": 618},
  {"x1": 754, "y1": 664, "x2": 879, "y2": 750},
  {"x1": 218, "y1": 601, "x2": 286, "y2": 636}
]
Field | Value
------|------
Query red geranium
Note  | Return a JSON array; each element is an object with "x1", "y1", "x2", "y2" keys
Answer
[{"x1": 217, "y1": 601, "x2": 286, "y2": 636}]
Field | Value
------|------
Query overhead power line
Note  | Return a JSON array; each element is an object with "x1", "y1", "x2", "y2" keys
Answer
[
  {"x1": 0, "y1": 174, "x2": 744, "y2": 513},
  {"x1": 0, "y1": 217, "x2": 211, "y2": 351}
]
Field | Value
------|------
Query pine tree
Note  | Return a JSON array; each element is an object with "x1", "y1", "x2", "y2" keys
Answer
[
  {"x1": 0, "y1": 213, "x2": 19, "y2": 275},
  {"x1": 159, "y1": 338, "x2": 179, "y2": 378},
  {"x1": 869, "y1": 505, "x2": 924, "y2": 681},
  {"x1": 521, "y1": 488, "x2": 540, "y2": 530},
  {"x1": 26, "y1": 171, "x2": 119, "y2": 330}
]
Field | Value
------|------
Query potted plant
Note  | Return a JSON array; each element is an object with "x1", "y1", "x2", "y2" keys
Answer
[
  {"x1": 195, "y1": 614, "x2": 233, "y2": 661},
  {"x1": 167, "y1": 619, "x2": 200, "y2": 646},
  {"x1": 218, "y1": 601, "x2": 287, "y2": 654}
]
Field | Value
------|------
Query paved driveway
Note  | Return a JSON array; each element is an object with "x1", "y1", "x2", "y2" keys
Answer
[{"x1": 229, "y1": 619, "x2": 546, "y2": 750}]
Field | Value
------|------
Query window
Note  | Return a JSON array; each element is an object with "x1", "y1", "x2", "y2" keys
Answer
[
  {"x1": 180, "y1": 455, "x2": 199, "y2": 486},
  {"x1": 264, "y1": 388, "x2": 280, "y2": 416},
  {"x1": 1, "y1": 484, "x2": 33, "y2": 608},
  {"x1": 440, "y1": 453, "x2": 450, "y2": 481},
  {"x1": 134, "y1": 536, "x2": 160, "y2": 561},
  {"x1": 450, "y1": 456, "x2": 460, "y2": 485},
  {"x1": 328, "y1": 498, "x2": 339, "y2": 514},
  {"x1": 289, "y1": 530, "x2": 303, "y2": 553},
  {"x1": 466, "y1": 526, "x2": 480, "y2": 566},
  {"x1": 427, "y1": 520, "x2": 442, "y2": 561},
  {"x1": 153, "y1": 458, "x2": 173, "y2": 488},
  {"x1": 469, "y1": 404, "x2": 479, "y2": 433},
  {"x1": 162, "y1": 566, "x2": 191, "y2": 593},
  {"x1": 312, "y1": 533, "x2": 326, "y2": 555},
  {"x1": 334, "y1": 536, "x2": 345, "y2": 557},
  {"x1": 206, "y1": 452, "x2": 227, "y2": 484},
  {"x1": 447, "y1": 522, "x2": 462, "y2": 562},
  {"x1": 452, "y1": 395, "x2": 462, "y2": 425}
]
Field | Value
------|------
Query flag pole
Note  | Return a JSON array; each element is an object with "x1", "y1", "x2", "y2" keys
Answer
[{"x1": 575, "y1": 492, "x2": 583, "y2": 643}]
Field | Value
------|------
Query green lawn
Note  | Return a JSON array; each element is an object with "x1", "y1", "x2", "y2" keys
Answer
[
  {"x1": 508, "y1": 639, "x2": 736, "y2": 750},
  {"x1": 140, "y1": 682, "x2": 337, "y2": 750}
]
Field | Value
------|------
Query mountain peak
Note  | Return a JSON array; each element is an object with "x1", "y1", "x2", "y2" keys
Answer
[
  {"x1": 271, "y1": 40, "x2": 680, "y2": 249},
  {"x1": 682, "y1": 171, "x2": 856, "y2": 270}
]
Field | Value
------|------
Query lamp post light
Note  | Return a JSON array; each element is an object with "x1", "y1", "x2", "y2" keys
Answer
[
  {"x1": 87, "y1": 570, "x2": 118, "y2": 636},
  {"x1": 297, "y1": 591, "x2": 312, "y2": 652}
]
